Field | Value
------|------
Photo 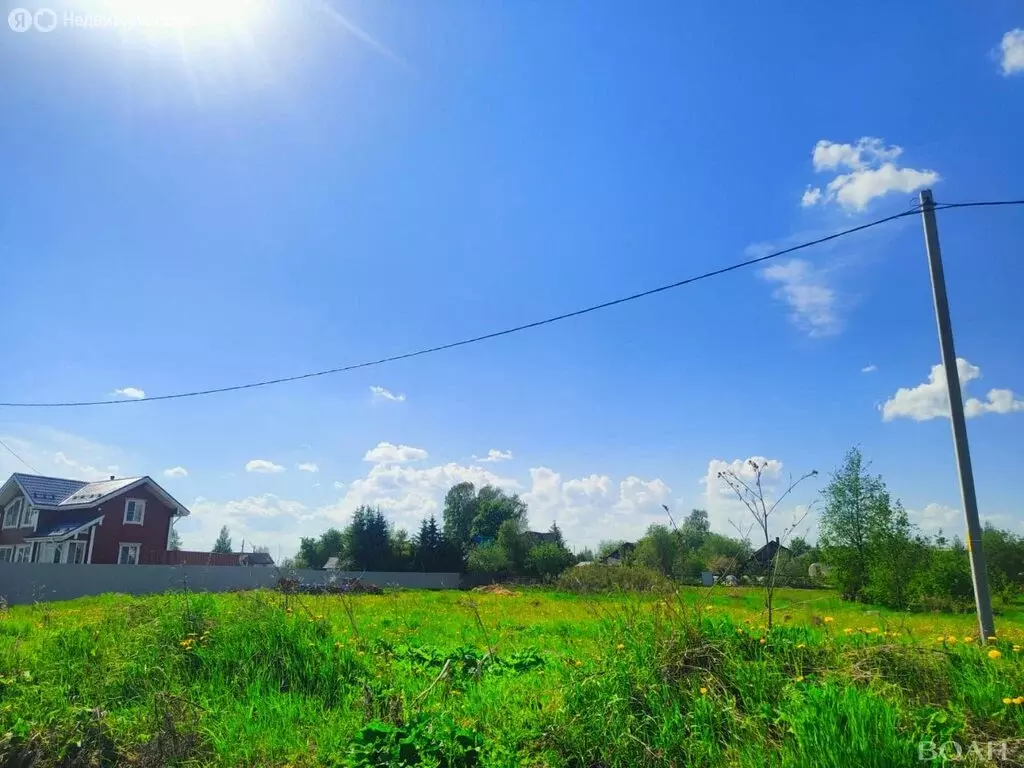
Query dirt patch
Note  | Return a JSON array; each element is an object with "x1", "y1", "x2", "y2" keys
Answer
[{"x1": 471, "y1": 584, "x2": 519, "y2": 596}]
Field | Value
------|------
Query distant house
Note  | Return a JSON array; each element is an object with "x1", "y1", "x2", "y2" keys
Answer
[
  {"x1": 746, "y1": 538, "x2": 790, "y2": 570},
  {"x1": 323, "y1": 556, "x2": 343, "y2": 570},
  {"x1": 599, "y1": 542, "x2": 636, "y2": 566},
  {"x1": 0, "y1": 472, "x2": 189, "y2": 565},
  {"x1": 240, "y1": 551, "x2": 275, "y2": 567}
]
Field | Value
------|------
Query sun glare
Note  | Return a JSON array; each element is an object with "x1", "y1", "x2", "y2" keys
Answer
[{"x1": 88, "y1": 0, "x2": 267, "y2": 30}]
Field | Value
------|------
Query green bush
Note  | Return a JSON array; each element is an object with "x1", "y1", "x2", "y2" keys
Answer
[{"x1": 553, "y1": 564, "x2": 672, "y2": 594}]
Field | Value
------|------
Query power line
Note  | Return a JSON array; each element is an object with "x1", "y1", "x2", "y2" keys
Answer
[
  {"x1": 2, "y1": 199, "x2": 1021, "y2": 409},
  {"x1": 0, "y1": 437, "x2": 40, "y2": 473}
]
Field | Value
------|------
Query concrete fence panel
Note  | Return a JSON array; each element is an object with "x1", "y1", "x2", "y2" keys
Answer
[{"x1": 0, "y1": 564, "x2": 462, "y2": 605}]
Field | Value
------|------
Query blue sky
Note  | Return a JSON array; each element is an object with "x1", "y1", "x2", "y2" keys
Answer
[{"x1": 2, "y1": 0, "x2": 1022, "y2": 557}]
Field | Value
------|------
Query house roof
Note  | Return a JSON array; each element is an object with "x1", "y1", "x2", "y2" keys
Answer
[
  {"x1": 27, "y1": 513, "x2": 104, "y2": 541},
  {"x1": 240, "y1": 552, "x2": 275, "y2": 566},
  {"x1": 62, "y1": 477, "x2": 141, "y2": 505},
  {"x1": 13, "y1": 473, "x2": 88, "y2": 505},
  {"x1": 7, "y1": 473, "x2": 191, "y2": 516}
]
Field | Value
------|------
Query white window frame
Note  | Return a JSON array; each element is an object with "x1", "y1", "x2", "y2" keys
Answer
[
  {"x1": 65, "y1": 540, "x2": 87, "y2": 564},
  {"x1": 14, "y1": 544, "x2": 32, "y2": 563},
  {"x1": 21, "y1": 505, "x2": 37, "y2": 529},
  {"x1": 118, "y1": 542, "x2": 141, "y2": 565},
  {"x1": 0, "y1": 545, "x2": 12, "y2": 562},
  {"x1": 40, "y1": 542, "x2": 63, "y2": 564},
  {"x1": 2, "y1": 498, "x2": 23, "y2": 529},
  {"x1": 123, "y1": 499, "x2": 146, "y2": 525}
]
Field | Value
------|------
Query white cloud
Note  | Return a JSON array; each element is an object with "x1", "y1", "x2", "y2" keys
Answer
[
  {"x1": 0, "y1": 428, "x2": 130, "y2": 483},
  {"x1": 297, "y1": 462, "x2": 319, "y2": 473},
  {"x1": 363, "y1": 442, "x2": 428, "y2": 464},
  {"x1": 909, "y1": 503, "x2": 961, "y2": 536},
  {"x1": 882, "y1": 358, "x2": 1024, "y2": 422},
  {"x1": 112, "y1": 387, "x2": 146, "y2": 399},
  {"x1": 245, "y1": 459, "x2": 286, "y2": 474},
  {"x1": 163, "y1": 466, "x2": 188, "y2": 478},
  {"x1": 760, "y1": 258, "x2": 840, "y2": 336},
  {"x1": 802, "y1": 138, "x2": 938, "y2": 211},
  {"x1": 1001, "y1": 29, "x2": 1024, "y2": 75},
  {"x1": 333, "y1": 480, "x2": 346, "y2": 490},
  {"x1": 700, "y1": 457, "x2": 814, "y2": 538},
  {"x1": 370, "y1": 386, "x2": 406, "y2": 403},
  {"x1": 825, "y1": 164, "x2": 940, "y2": 212},
  {"x1": 476, "y1": 449, "x2": 513, "y2": 463},
  {"x1": 522, "y1": 468, "x2": 673, "y2": 546},
  {"x1": 861, "y1": 364, "x2": 878, "y2": 373},
  {"x1": 812, "y1": 138, "x2": 903, "y2": 172},
  {"x1": 801, "y1": 186, "x2": 822, "y2": 207}
]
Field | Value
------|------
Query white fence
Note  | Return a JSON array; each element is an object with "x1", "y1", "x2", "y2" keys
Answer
[{"x1": 0, "y1": 564, "x2": 462, "y2": 605}]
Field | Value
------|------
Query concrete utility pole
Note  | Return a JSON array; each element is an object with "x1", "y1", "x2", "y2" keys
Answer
[{"x1": 918, "y1": 189, "x2": 996, "y2": 641}]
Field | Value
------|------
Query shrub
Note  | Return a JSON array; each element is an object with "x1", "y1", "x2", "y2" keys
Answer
[{"x1": 553, "y1": 564, "x2": 672, "y2": 594}]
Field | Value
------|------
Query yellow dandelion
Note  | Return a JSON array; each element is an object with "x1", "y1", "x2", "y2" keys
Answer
[
  {"x1": 823, "y1": 617, "x2": 834, "y2": 623},
  {"x1": 334, "y1": 641, "x2": 342, "y2": 650},
  {"x1": 843, "y1": 628, "x2": 854, "y2": 635},
  {"x1": 794, "y1": 675, "x2": 804, "y2": 682},
  {"x1": 759, "y1": 638, "x2": 766, "y2": 645},
  {"x1": 796, "y1": 643, "x2": 806, "y2": 649},
  {"x1": 947, "y1": 636, "x2": 957, "y2": 644},
  {"x1": 963, "y1": 636, "x2": 974, "y2": 643},
  {"x1": 987, "y1": 636, "x2": 997, "y2": 642},
  {"x1": 1013, "y1": 645, "x2": 1021, "y2": 653},
  {"x1": 699, "y1": 687, "x2": 708, "y2": 695},
  {"x1": 1014, "y1": 697, "x2": 1024, "y2": 705},
  {"x1": 736, "y1": 629, "x2": 744, "y2": 635},
  {"x1": 988, "y1": 649, "x2": 1002, "y2": 660},
  {"x1": 936, "y1": 635, "x2": 945, "y2": 643},
  {"x1": 1004, "y1": 698, "x2": 1013, "y2": 705},
  {"x1": 616, "y1": 643, "x2": 625, "y2": 650}
]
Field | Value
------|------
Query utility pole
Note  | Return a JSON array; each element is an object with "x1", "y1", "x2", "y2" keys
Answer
[{"x1": 918, "y1": 189, "x2": 995, "y2": 641}]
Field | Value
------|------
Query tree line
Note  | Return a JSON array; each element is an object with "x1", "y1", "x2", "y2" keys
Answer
[{"x1": 285, "y1": 482, "x2": 574, "y2": 581}]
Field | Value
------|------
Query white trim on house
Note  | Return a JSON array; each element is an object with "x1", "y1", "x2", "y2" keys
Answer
[
  {"x1": 20, "y1": 505, "x2": 36, "y2": 528},
  {"x1": 14, "y1": 543, "x2": 32, "y2": 562},
  {"x1": 24, "y1": 515, "x2": 105, "y2": 543},
  {"x1": 2, "y1": 498, "x2": 23, "y2": 529},
  {"x1": 66, "y1": 540, "x2": 87, "y2": 564},
  {"x1": 123, "y1": 498, "x2": 146, "y2": 525},
  {"x1": 118, "y1": 542, "x2": 141, "y2": 565},
  {"x1": 0, "y1": 545, "x2": 12, "y2": 562},
  {"x1": 87, "y1": 524, "x2": 96, "y2": 564}
]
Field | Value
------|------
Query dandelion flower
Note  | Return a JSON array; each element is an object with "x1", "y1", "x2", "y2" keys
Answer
[
  {"x1": 616, "y1": 643, "x2": 625, "y2": 650},
  {"x1": 1013, "y1": 645, "x2": 1021, "y2": 653},
  {"x1": 796, "y1": 643, "x2": 806, "y2": 649},
  {"x1": 987, "y1": 636, "x2": 997, "y2": 642},
  {"x1": 935, "y1": 636, "x2": 945, "y2": 643},
  {"x1": 736, "y1": 629, "x2": 744, "y2": 635},
  {"x1": 1004, "y1": 698, "x2": 1013, "y2": 705},
  {"x1": 1014, "y1": 697, "x2": 1024, "y2": 705},
  {"x1": 963, "y1": 637, "x2": 974, "y2": 643},
  {"x1": 947, "y1": 636, "x2": 957, "y2": 644},
  {"x1": 795, "y1": 676, "x2": 804, "y2": 682},
  {"x1": 988, "y1": 649, "x2": 1002, "y2": 660},
  {"x1": 759, "y1": 638, "x2": 766, "y2": 645},
  {"x1": 823, "y1": 617, "x2": 835, "y2": 623},
  {"x1": 699, "y1": 687, "x2": 708, "y2": 695},
  {"x1": 844, "y1": 628, "x2": 854, "y2": 635}
]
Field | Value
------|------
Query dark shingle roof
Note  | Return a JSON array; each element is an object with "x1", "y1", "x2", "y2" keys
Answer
[
  {"x1": 240, "y1": 552, "x2": 275, "y2": 566},
  {"x1": 33, "y1": 513, "x2": 103, "y2": 539},
  {"x1": 14, "y1": 473, "x2": 88, "y2": 505},
  {"x1": 62, "y1": 477, "x2": 140, "y2": 505}
]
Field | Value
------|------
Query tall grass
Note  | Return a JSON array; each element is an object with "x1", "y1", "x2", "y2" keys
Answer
[{"x1": 1, "y1": 587, "x2": 1022, "y2": 766}]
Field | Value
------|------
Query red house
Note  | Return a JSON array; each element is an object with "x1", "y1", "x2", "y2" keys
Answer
[{"x1": 0, "y1": 472, "x2": 190, "y2": 565}]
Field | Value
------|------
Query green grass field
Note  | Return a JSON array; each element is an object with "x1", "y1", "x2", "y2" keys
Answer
[{"x1": 2, "y1": 586, "x2": 1024, "y2": 767}]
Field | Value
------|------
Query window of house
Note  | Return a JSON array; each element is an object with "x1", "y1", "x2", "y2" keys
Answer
[
  {"x1": 118, "y1": 542, "x2": 140, "y2": 565},
  {"x1": 123, "y1": 499, "x2": 146, "y2": 525},
  {"x1": 21, "y1": 506, "x2": 37, "y2": 529},
  {"x1": 40, "y1": 542, "x2": 63, "y2": 564},
  {"x1": 2, "y1": 498, "x2": 23, "y2": 529},
  {"x1": 66, "y1": 541, "x2": 87, "y2": 564},
  {"x1": 0, "y1": 546, "x2": 12, "y2": 562},
  {"x1": 14, "y1": 544, "x2": 32, "y2": 563}
]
